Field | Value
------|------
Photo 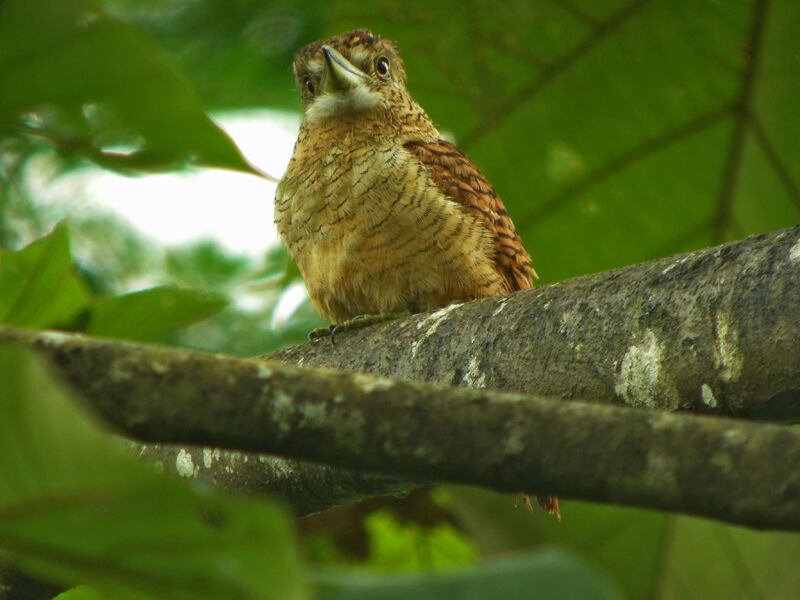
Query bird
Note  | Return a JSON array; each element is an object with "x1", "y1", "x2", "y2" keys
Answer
[{"x1": 274, "y1": 29, "x2": 558, "y2": 518}]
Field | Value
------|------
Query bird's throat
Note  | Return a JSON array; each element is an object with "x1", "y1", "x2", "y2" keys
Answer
[{"x1": 305, "y1": 86, "x2": 383, "y2": 122}]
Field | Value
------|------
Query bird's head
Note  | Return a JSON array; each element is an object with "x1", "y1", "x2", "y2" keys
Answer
[{"x1": 292, "y1": 29, "x2": 409, "y2": 121}]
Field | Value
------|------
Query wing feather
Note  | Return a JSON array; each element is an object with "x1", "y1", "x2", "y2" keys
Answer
[{"x1": 404, "y1": 139, "x2": 536, "y2": 291}]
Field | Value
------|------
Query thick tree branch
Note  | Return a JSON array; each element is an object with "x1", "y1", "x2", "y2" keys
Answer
[
  {"x1": 131, "y1": 443, "x2": 417, "y2": 517},
  {"x1": 1, "y1": 227, "x2": 798, "y2": 528},
  {"x1": 2, "y1": 318, "x2": 800, "y2": 530},
  {"x1": 268, "y1": 226, "x2": 800, "y2": 422}
]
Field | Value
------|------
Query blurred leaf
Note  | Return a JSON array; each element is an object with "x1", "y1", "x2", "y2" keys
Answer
[
  {"x1": 0, "y1": 344, "x2": 306, "y2": 600},
  {"x1": 0, "y1": 224, "x2": 90, "y2": 327},
  {"x1": 313, "y1": 550, "x2": 622, "y2": 600},
  {"x1": 0, "y1": 0, "x2": 256, "y2": 174},
  {"x1": 163, "y1": 294, "x2": 324, "y2": 357},
  {"x1": 448, "y1": 488, "x2": 669, "y2": 600},
  {"x1": 359, "y1": 510, "x2": 478, "y2": 573},
  {"x1": 87, "y1": 285, "x2": 229, "y2": 341},
  {"x1": 659, "y1": 516, "x2": 800, "y2": 599},
  {"x1": 0, "y1": 225, "x2": 231, "y2": 343},
  {"x1": 55, "y1": 586, "x2": 106, "y2": 600},
  {"x1": 265, "y1": 297, "x2": 326, "y2": 348},
  {"x1": 0, "y1": 138, "x2": 50, "y2": 250},
  {"x1": 165, "y1": 242, "x2": 251, "y2": 291},
  {"x1": 282, "y1": 254, "x2": 304, "y2": 289},
  {"x1": 448, "y1": 487, "x2": 800, "y2": 600},
  {"x1": 68, "y1": 213, "x2": 161, "y2": 297},
  {"x1": 105, "y1": 0, "x2": 329, "y2": 112},
  {"x1": 261, "y1": 245, "x2": 294, "y2": 288}
]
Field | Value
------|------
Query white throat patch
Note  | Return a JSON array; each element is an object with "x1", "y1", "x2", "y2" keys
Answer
[{"x1": 306, "y1": 87, "x2": 382, "y2": 121}]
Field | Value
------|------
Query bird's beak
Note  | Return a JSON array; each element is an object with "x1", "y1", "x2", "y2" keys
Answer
[{"x1": 321, "y1": 45, "x2": 367, "y2": 93}]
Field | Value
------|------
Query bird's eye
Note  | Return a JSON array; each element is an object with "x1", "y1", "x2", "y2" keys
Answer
[
  {"x1": 304, "y1": 76, "x2": 315, "y2": 94},
  {"x1": 375, "y1": 56, "x2": 390, "y2": 79}
]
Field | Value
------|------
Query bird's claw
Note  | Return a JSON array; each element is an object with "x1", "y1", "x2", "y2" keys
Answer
[
  {"x1": 515, "y1": 492, "x2": 561, "y2": 520},
  {"x1": 514, "y1": 493, "x2": 534, "y2": 512},
  {"x1": 308, "y1": 323, "x2": 349, "y2": 345},
  {"x1": 308, "y1": 324, "x2": 336, "y2": 342},
  {"x1": 307, "y1": 313, "x2": 406, "y2": 345},
  {"x1": 329, "y1": 323, "x2": 346, "y2": 345}
]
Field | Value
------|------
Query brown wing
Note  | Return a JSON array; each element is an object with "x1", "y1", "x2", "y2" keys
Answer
[{"x1": 404, "y1": 139, "x2": 536, "y2": 291}]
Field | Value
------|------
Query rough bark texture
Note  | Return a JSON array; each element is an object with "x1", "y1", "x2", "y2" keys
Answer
[
  {"x1": 132, "y1": 443, "x2": 417, "y2": 516},
  {"x1": 267, "y1": 226, "x2": 800, "y2": 422},
  {"x1": 2, "y1": 321, "x2": 800, "y2": 531},
  {"x1": 1, "y1": 227, "x2": 799, "y2": 529}
]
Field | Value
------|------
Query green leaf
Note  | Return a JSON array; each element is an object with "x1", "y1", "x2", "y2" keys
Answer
[
  {"x1": 55, "y1": 585, "x2": 107, "y2": 600},
  {"x1": 0, "y1": 344, "x2": 306, "y2": 600},
  {"x1": 659, "y1": 515, "x2": 800, "y2": 599},
  {"x1": 449, "y1": 487, "x2": 800, "y2": 600},
  {"x1": 105, "y1": 0, "x2": 329, "y2": 112},
  {"x1": 165, "y1": 242, "x2": 252, "y2": 292},
  {"x1": 87, "y1": 285, "x2": 229, "y2": 341},
  {"x1": 313, "y1": 550, "x2": 622, "y2": 600},
  {"x1": 357, "y1": 510, "x2": 478, "y2": 573},
  {"x1": 320, "y1": 1, "x2": 799, "y2": 281},
  {"x1": 0, "y1": 0, "x2": 256, "y2": 174},
  {"x1": 448, "y1": 488, "x2": 669, "y2": 600},
  {"x1": 0, "y1": 224, "x2": 90, "y2": 328}
]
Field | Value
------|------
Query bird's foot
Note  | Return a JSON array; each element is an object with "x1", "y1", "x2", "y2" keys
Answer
[
  {"x1": 515, "y1": 493, "x2": 561, "y2": 520},
  {"x1": 308, "y1": 324, "x2": 337, "y2": 342},
  {"x1": 308, "y1": 312, "x2": 410, "y2": 345}
]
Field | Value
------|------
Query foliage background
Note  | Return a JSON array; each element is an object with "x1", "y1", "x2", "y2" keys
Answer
[{"x1": 1, "y1": 0, "x2": 798, "y2": 598}]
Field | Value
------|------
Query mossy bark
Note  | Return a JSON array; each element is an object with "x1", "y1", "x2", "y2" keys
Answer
[
  {"x1": 1, "y1": 226, "x2": 799, "y2": 529},
  {"x1": 268, "y1": 225, "x2": 800, "y2": 422}
]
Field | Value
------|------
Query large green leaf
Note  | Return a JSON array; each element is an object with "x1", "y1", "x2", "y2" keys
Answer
[
  {"x1": 321, "y1": 0, "x2": 800, "y2": 282},
  {"x1": 164, "y1": 242, "x2": 252, "y2": 292},
  {"x1": 0, "y1": 344, "x2": 306, "y2": 600},
  {"x1": 0, "y1": 0, "x2": 256, "y2": 174},
  {"x1": 55, "y1": 586, "x2": 107, "y2": 600},
  {"x1": 658, "y1": 515, "x2": 800, "y2": 599},
  {"x1": 87, "y1": 285, "x2": 229, "y2": 342},
  {"x1": 0, "y1": 226, "x2": 229, "y2": 342},
  {"x1": 448, "y1": 488, "x2": 669, "y2": 600},
  {"x1": 105, "y1": 0, "x2": 331, "y2": 112},
  {"x1": 0, "y1": 224, "x2": 89, "y2": 328},
  {"x1": 313, "y1": 550, "x2": 622, "y2": 600},
  {"x1": 448, "y1": 487, "x2": 800, "y2": 600}
]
